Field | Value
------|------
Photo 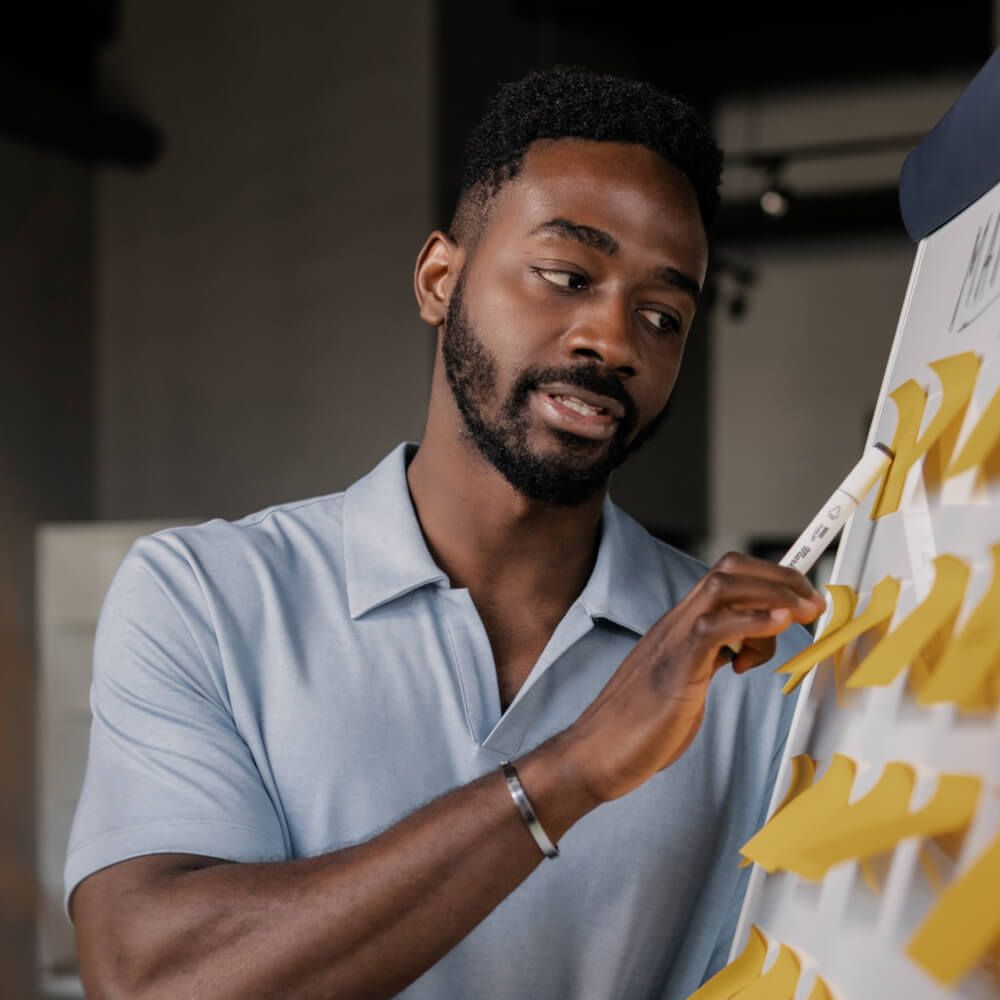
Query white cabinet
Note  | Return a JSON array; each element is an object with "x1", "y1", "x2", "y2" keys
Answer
[{"x1": 35, "y1": 521, "x2": 196, "y2": 996}]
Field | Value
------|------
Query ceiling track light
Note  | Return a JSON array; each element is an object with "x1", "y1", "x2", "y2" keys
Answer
[
  {"x1": 728, "y1": 134, "x2": 924, "y2": 223},
  {"x1": 709, "y1": 252, "x2": 757, "y2": 322},
  {"x1": 759, "y1": 162, "x2": 792, "y2": 218}
]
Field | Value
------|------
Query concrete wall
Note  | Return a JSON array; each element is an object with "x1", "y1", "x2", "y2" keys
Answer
[
  {"x1": 707, "y1": 74, "x2": 972, "y2": 560},
  {"x1": 97, "y1": 0, "x2": 435, "y2": 521},
  {"x1": 18, "y1": 2, "x2": 435, "y2": 992}
]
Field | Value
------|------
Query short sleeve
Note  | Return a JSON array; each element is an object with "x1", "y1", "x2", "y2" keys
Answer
[{"x1": 64, "y1": 536, "x2": 288, "y2": 915}]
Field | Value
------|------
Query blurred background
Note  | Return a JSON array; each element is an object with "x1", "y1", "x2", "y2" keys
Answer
[{"x1": 2, "y1": 2, "x2": 998, "y2": 995}]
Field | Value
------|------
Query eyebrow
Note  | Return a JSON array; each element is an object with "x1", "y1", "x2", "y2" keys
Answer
[
  {"x1": 529, "y1": 217, "x2": 620, "y2": 255},
  {"x1": 652, "y1": 265, "x2": 702, "y2": 305},
  {"x1": 527, "y1": 216, "x2": 701, "y2": 304}
]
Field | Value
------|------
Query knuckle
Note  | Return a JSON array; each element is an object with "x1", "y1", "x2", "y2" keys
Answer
[
  {"x1": 781, "y1": 567, "x2": 815, "y2": 594},
  {"x1": 717, "y1": 551, "x2": 744, "y2": 572},
  {"x1": 743, "y1": 610, "x2": 773, "y2": 634},
  {"x1": 692, "y1": 612, "x2": 718, "y2": 640},
  {"x1": 703, "y1": 571, "x2": 732, "y2": 598}
]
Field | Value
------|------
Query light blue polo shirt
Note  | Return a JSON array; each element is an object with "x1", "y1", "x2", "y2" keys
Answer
[{"x1": 66, "y1": 442, "x2": 806, "y2": 999}]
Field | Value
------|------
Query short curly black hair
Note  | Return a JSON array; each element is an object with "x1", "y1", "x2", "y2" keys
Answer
[{"x1": 450, "y1": 65, "x2": 722, "y2": 249}]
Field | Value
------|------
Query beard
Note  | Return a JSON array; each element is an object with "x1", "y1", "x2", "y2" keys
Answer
[{"x1": 440, "y1": 273, "x2": 673, "y2": 507}]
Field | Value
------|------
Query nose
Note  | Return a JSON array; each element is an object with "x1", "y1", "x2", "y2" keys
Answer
[{"x1": 562, "y1": 297, "x2": 637, "y2": 377}]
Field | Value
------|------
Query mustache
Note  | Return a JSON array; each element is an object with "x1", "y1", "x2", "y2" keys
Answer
[{"x1": 512, "y1": 364, "x2": 638, "y2": 424}]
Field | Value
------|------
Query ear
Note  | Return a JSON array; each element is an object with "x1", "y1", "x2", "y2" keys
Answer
[{"x1": 414, "y1": 231, "x2": 464, "y2": 327}]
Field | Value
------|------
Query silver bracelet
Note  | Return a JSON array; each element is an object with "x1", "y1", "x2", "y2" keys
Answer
[{"x1": 500, "y1": 760, "x2": 559, "y2": 859}]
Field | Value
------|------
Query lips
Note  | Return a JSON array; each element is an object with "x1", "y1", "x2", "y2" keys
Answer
[
  {"x1": 531, "y1": 384, "x2": 623, "y2": 441},
  {"x1": 535, "y1": 383, "x2": 626, "y2": 420}
]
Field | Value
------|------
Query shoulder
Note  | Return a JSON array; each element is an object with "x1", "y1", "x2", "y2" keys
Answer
[
  {"x1": 125, "y1": 490, "x2": 348, "y2": 588},
  {"x1": 151, "y1": 489, "x2": 346, "y2": 558},
  {"x1": 611, "y1": 504, "x2": 811, "y2": 663},
  {"x1": 606, "y1": 501, "x2": 709, "y2": 602},
  {"x1": 647, "y1": 535, "x2": 712, "y2": 595},
  {"x1": 99, "y1": 491, "x2": 351, "y2": 664}
]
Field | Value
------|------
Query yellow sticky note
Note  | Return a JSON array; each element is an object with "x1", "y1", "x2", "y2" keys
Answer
[
  {"x1": 731, "y1": 944, "x2": 800, "y2": 1000},
  {"x1": 984, "y1": 434, "x2": 1000, "y2": 485},
  {"x1": 807, "y1": 976, "x2": 836, "y2": 1000},
  {"x1": 741, "y1": 755, "x2": 856, "y2": 872},
  {"x1": 918, "y1": 844, "x2": 946, "y2": 892},
  {"x1": 909, "y1": 612, "x2": 954, "y2": 698},
  {"x1": 847, "y1": 556, "x2": 970, "y2": 689},
  {"x1": 740, "y1": 755, "x2": 816, "y2": 869},
  {"x1": 817, "y1": 585, "x2": 857, "y2": 638},
  {"x1": 774, "y1": 755, "x2": 818, "y2": 816},
  {"x1": 946, "y1": 382, "x2": 1000, "y2": 477},
  {"x1": 918, "y1": 543, "x2": 1000, "y2": 709},
  {"x1": 822, "y1": 587, "x2": 857, "y2": 705},
  {"x1": 788, "y1": 767, "x2": 980, "y2": 881},
  {"x1": 777, "y1": 578, "x2": 900, "y2": 694},
  {"x1": 859, "y1": 856, "x2": 883, "y2": 894},
  {"x1": 873, "y1": 352, "x2": 980, "y2": 518},
  {"x1": 688, "y1": 924, "x2": 767, "y2": 1000},
  {"x1": 873, "y1": 379, "x2": 925, "y2": 518},
  {"x1": 924, "y1": 354, "x2": 983, "y2": 490},
  {"x1": 907, "y1": 828, "x2": 1000, "y2": 985}
]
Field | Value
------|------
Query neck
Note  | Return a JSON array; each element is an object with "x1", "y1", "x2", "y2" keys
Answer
[{"x1": 406, "y1": 379, "x2": 606, "y2": 608}]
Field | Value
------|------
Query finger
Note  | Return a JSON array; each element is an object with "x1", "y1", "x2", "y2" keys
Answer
[
  {"x1": 713, "y1": 552, "x2": 826, "y2": 607},
  {"x1": 698, "y1": 571, "x2": 824, "y2": 625},
  {"x1": 696, "y1": 606, "x2": 792, "y2": 664},
  {"x1": 730, "y1": 635, "x2": 779, "y2": 674}
]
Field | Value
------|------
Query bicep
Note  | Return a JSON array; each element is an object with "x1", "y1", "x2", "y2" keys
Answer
[
  {"x1": 71, "y1": 852, "x2": 227, "y2": 922},
  {"x1": 73, "y1": 853, "x2": 228, "y2": 995}
]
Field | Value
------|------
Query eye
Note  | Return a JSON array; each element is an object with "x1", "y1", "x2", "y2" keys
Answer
[
  {"x1": 638, "y1": 307, "x2": 682, "y2": 336},
  {"x1": 535, "y1": 268, "x2": 589, "y2": 291}
]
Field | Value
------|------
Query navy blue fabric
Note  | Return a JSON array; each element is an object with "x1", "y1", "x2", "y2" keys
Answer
[{"x1": 900, "y1": 48, "x2": 1000, "y2": 241}]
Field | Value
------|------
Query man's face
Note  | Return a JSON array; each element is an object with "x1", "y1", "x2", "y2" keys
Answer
[{"x1": 441, "y1": 139, "x2": 709, "y2": 507}]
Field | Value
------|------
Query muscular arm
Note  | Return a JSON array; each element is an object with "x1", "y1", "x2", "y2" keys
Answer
[
  {"x1": 73, "y1": 735, "x2": 595, "y2": 1000},
  {"x1": 73, "y1": 553, "x2": 823, "y2": 999}
]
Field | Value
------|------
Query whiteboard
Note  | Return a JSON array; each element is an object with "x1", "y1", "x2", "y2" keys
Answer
[{"x1": 730, "y1": 175, "x2": 1000, "y2": 999}]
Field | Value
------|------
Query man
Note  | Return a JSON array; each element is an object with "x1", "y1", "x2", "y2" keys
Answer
[{"x1": 68, "y1": 66, "x2": 823, "y2": 998}]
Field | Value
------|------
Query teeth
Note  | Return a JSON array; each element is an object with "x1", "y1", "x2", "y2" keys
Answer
[{"x1": 555, "y1": 394, "x2": 603, "y2": 416}]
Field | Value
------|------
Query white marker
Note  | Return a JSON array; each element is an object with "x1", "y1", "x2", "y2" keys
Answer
[{"x1": 727, "y1": 442, "x2": 894, "y2": 656}]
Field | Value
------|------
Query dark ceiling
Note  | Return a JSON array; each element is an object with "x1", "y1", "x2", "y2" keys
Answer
[
  {"x1": 0, "y1": 0, "x2": 160, "y2": 166},
  {"x1": 0, "y1": 0, "x2": 994, "y2": 229},
  {"x1": 438, "y1": 2, "x2": 994, "y2": 242},
  {"x1": 510, "y1": 2, "x2": 993, "y2": 99}
]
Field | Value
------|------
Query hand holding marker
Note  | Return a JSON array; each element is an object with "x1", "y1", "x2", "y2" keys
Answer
[{"x1": 725, "y1": 443, "x2": 894, "y2": 657}]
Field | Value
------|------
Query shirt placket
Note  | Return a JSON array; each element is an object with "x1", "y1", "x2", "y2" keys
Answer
[
  {"x1": 437, "y1": 587, "x2": 503, "y2": 748},
  {"x1": 438, "y1": 583, "x2": 599, "y2": 757}
]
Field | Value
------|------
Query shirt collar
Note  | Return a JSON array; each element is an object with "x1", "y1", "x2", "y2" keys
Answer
[
  {"x1": 343, "y1": 443, "x2": 448, "y2": 618},
  {"x1": 577, "y1": 492, "x2": 676, "y2": 636},
  {"x1": 344, "y1": 442, "x2": 675, "y2": 634}
]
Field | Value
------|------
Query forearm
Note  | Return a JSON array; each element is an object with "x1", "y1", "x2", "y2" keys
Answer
[
  {"x1": 80, "y1": 554, "x2": 823, "y2": 999},
  {"x1": 88, "y1": 733, "x2": 598, "y2": 1000}
]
